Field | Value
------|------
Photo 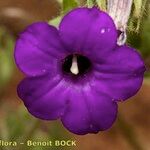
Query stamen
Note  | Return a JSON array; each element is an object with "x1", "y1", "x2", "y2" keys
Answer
[{"x1": 70, "y1": 55, "x2": 79, "y2": 75}]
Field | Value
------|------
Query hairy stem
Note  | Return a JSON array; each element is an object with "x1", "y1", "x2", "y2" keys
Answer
[{"x1": 107, "y1": 0, "x2": 133, "y2": 31}]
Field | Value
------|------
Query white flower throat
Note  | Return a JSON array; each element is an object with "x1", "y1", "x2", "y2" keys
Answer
[
  {"x1": 62, "y1": 54, "x2": 91, "y2": 76},
  {"x1": 70, "y1": 55, "x2": 79, "y2": 75}
]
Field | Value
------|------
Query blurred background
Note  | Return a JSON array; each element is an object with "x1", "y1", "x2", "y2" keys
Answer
[{"x1": 0, "y1": 0, "x2": 150, "y2": 150}]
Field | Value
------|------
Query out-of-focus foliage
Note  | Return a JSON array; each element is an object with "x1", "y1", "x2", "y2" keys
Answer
[
  {"x1": 49, "y1": 16, "x2": 62, "y2": 28},
  {"x1": 0, "y1": 103, "x2": 72, "y2": 150},
  {"x1": 0, "y1": 26, "x2": 14, "y2": 88},
  {"x1": 127, "y1": 4, "x2": 150, "y2": 58},
  {"x1": 63, "y1": 0, "x2": 78, "y2": 13},
  {"x1": 96, "y1": 0, "x2": 106, "y2": 10},
  {"x1": 140, "y1": 7, "x2": 150, "y2": 57},
  {"x1": 49, "y1": 0, "x2": 79, "y2": 27},
  {"x1": 87, "y1": 0, "x2": 94, "y2": 7}
]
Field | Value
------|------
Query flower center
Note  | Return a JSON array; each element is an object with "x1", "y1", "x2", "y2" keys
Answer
[{"x1": 62, "y1": 54, "x2": 91, "y2": 76}]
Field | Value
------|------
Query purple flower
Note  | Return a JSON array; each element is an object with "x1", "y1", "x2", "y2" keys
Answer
[{"x1": 14, "y1": 7, "x2": 145, "y2": 135}]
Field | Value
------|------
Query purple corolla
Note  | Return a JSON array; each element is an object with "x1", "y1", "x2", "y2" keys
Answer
[{"x1": 14, "y1": 7, "x2": 145, "y2": 135}]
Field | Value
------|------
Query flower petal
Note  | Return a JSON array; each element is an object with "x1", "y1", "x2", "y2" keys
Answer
[
  {"x1": 15, "y1": 22, "x2": 67, "y2": 76},
  {"x1": 61, "y1": 86, "x2": 118, "y2": 135},
  {"x1": 59, "y1": 7, "x2": 117, "y2": 59},
  {"x1": 93, "y1": 45, "x2": 146, "y2": 101},
  {"x1": 17, "y1": 74, "x2": 69, "y2": 120}
]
